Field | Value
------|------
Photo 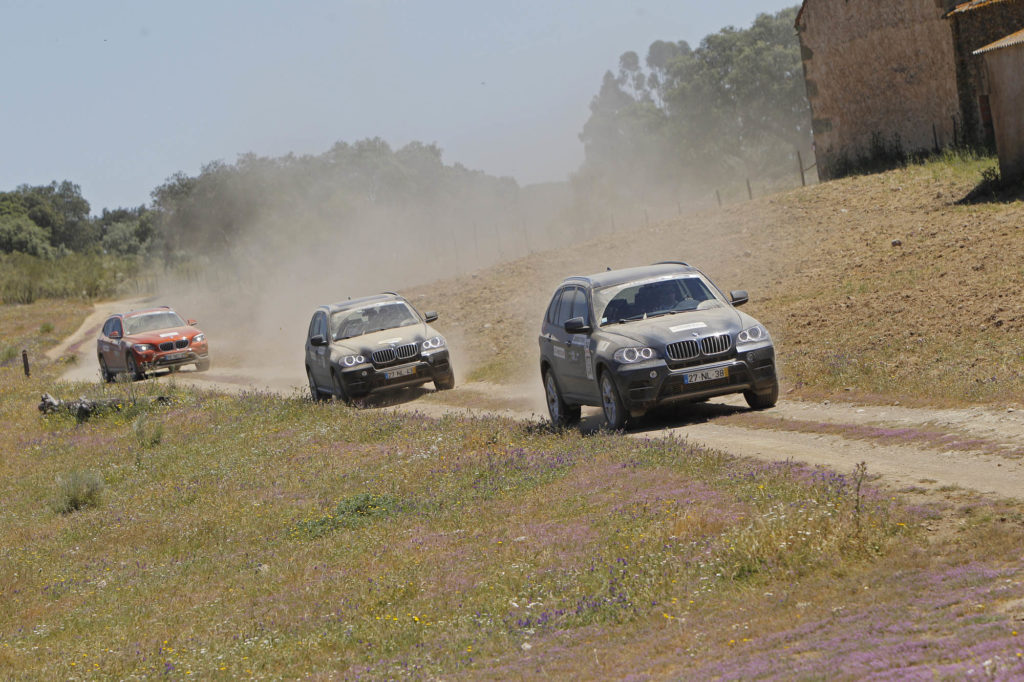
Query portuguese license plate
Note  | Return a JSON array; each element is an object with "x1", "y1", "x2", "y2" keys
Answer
[
  {"x1": 683, "y1": 366, "x2": 728, "y2": 384},
  {"x1": 164, "y1": 352, "x2": 187, "y2": 361},
  {"x1": 386, "y1": 366, "x2": 416, "y2": 380}
]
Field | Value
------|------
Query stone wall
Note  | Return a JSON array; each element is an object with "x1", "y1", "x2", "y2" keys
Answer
[
  {"x1": 949, "y1": 1, "x2": 1024, "y2": 148},
  {"x1": 981, "y1": 43, "x2": 1024, "y2": 182},
  {"x1": 798, "y1": 0, "x2": 961, "y2": 180}
]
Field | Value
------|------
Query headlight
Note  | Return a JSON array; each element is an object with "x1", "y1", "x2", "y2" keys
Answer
[
  {"x1": 342, "y1": 354, "x2": 365, "y2": 367},
  {"x1": 613, "y1": 347, "x2": 657, "y2": 364},
  {"x1": 737, "y1": 325, "x2": 770, "y2": 344},
  {"x1": 132, "y1": 344, "x2": 155, "y2": 353},
  {"x1": 192, "y1": 333, "x2": 206, "y2": 344},
  {"x1": 422, "y1": 336, "x2": 446, "y2": 350}
]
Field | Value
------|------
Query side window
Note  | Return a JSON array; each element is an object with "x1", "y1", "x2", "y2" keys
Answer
[
  {"x1": 570, "y1": 288, "x2": 590, "y2": 324},
  {"x1": 101, "y1": 318, "x2": 114, "y2": 337},
  {"x1": 545, "y1": 289, "x2": 564, "y2": 325},
  {"x1": 307, "y1": 315, "x2": 318, "y2": 339},
  {"x1": 315, "y1": 314, "x2": 327, "y2": 339},
  {"x1": 111, "y1": 319, "x2": 123, "y2": 337},
  {"x1": 555, "y1": 288, "x2": 578, "y2": 327}
]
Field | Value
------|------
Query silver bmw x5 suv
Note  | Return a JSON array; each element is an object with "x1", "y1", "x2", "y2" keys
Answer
[{"x1": 538, "y1": 261, "x2": 778, "y2": 428}]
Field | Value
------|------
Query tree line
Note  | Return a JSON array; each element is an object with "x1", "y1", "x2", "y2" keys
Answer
[
  {"x1": 574, "y1": 6, "x2": 810, "y2": 208},
  {"x1": 1, "y1": 6, "x2": 809, "y2": 291}
]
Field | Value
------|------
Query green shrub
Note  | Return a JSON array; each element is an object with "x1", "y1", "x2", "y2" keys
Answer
[{"x1": 51, "y1": 470, "x2": 104, "y2": 514}]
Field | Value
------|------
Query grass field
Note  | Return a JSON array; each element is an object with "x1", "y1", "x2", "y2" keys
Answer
[{"x1": 2, "y1": 303, "x2": 1024, "y2": 678}]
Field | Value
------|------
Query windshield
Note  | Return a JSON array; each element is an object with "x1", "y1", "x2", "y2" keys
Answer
[
  {"x1": 595, "y1": 275, "x2": 724, "y2": 326},
  {"x1": 330, "y1": 301, "x2": 419, "y2": 340},
  {"x1": 123, "y1": 311, "x2": 187, "y2": 335}
]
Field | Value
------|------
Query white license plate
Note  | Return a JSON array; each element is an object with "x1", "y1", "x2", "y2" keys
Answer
[
  {"x1": 683, "y1": 367, "x2": 728, "y2": 384},
  {"x1": 164, "y1": 352, "x2": 187, "y2": 361},
  {"x1": 386, "y1": 366, "x2": 416, "y2": 380}
]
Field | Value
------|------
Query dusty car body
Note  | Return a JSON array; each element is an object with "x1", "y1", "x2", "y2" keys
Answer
[
  {"x1": 97, "y1": 306, "x2": 210, "y2": 381},
  {"x1": 538, "y1": 262, "x2": 778, "y2": 428},
  {"x1": 304, "y1": 293, "x2": 454, "y2": 402}
]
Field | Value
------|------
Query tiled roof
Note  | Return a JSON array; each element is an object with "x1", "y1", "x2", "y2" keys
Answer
[
  {"x1": 973, "y1": 26, "x2": 1024, "y2": 53},
  {"x1": 949, "y1": 0, "x2": 1017, "y2": 15}
]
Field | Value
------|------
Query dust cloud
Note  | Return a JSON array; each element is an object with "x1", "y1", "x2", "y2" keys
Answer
[{"x1": 150, "y1": 178, "x2": 582, "y2": 388}]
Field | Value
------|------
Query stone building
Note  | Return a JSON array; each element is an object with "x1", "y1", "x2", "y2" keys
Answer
[
  {"x1": 974, "y1": 28, "x2": 1024, "y2": 182},
  {"x1": 796, "y1": 0, "x2": 1024, "y2": 180}
]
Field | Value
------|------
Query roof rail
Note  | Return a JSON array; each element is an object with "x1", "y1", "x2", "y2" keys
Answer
[
  {"x1": 379, "y1": 291, "x2": 399, "y2": 296},
  {"x1": 653, "y1": 260, "x2": 689, "y2": 267}
]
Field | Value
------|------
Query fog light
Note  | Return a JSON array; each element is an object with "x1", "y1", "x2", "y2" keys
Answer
[
  {"x1": 361, "y1": 371, "x2": 368, "y2": 377},
  {"x1": 649, "y1": 370, "x2": 657, "y2": 379}
]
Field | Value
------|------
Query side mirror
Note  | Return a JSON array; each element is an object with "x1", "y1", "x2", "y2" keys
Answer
[
  {"x1": 187, "y1": 319, "x2": 197, "y2": 326},
  {"x1": 109, "y1": 330, "x2": 121, "y2": 339},
  {"x1": 564, "y1": 317, "x2": 592, "y2": 335},
  {"x1": 310, "y1": 334, "x2": 327, "y2": 347},
  {"x1": 424, "y1": 311, "x2": 438, "y2": 323},
  {"x1": 730, "y1": 290, "x2": 749, "y2": 307}
]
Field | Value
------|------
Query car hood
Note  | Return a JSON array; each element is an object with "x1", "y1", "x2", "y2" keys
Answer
[
  {"x1": 596, "y1": 307, "x2": 761, "y2": 348},
  {"x1": 331, "y1": 323, "x2": 434, "y2": 355},
  {"x1": 125, "y1": 326, "x2": 201, "y2": 345}
]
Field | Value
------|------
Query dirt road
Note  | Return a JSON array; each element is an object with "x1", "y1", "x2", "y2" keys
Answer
[{"x1": 55, "y1": 299, "x2": 1024, "y2": 502}]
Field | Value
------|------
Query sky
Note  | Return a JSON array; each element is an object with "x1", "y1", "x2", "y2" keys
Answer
[{"x1": 1, "y1": 0, "x2": 798, "y2": 213}]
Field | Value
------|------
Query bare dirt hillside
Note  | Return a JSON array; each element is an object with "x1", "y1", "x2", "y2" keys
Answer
[
  {"x1": 54, "y1": 159, "x2": 1024, "y2": 501},
  {"x1": 407, "y1": 159, "x2": 1024, "y2": 407}
]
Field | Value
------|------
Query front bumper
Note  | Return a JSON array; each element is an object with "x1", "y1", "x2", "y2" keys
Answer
[
  {"x1": 137, "y1": 348, "x2": 209, "y2": 372},
  {"x1": 339, "y1": 349, "x2": 452, "y2": 397},
  {"x1": 611, "y1": 345, "x2": 777, "y2": 416}
]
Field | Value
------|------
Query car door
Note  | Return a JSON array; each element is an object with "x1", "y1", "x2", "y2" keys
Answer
[
  {"x1": 539, "y1": 286, "x2": 567, "y2": 374},
  {"x1": 306, "y1": 312, "x2": 331, "y2": 387},
  {"x1": 561, "y1": 287, "x2": 597, "y2": 399},
  {"x1": 99, "y1": 317, "x2": 125, "y2": 370},
  {"x1": 547, "y1": 287, "x2": 590, "y2": 400}
]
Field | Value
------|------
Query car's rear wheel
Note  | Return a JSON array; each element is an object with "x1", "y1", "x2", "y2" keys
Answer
[
  {"x1": 125, "y1": 354, "x2": 143, "y2": 381},
  {"x1": 331, "y1": 370, "x2": 352, "y2": 405},
  {"x1": 196, "y1": 358, "x2": 211, "y2": 372},
  {"x1": 600, "y1": 371, "x2": 628, "y2": 430},
  {"x1": 544, "y1": 369, "x2": 580, "y2": 427},
  {"x1": 434, "y1": 372, "x2": 455, "y2": 391},
  {"x1": 744, "y1": 382, "x2": 779, "y2": 410},
  {"x1": 98, "y1": 356, "x2": 114, "y2": 383},
  {"x1": 307, "y1": 368, "x2": 326, "y2": 402}
]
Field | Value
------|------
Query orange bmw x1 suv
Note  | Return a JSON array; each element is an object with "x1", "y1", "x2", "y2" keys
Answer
[{"x1": 97, "y1": 306, "x2": 210, "y2": 381}]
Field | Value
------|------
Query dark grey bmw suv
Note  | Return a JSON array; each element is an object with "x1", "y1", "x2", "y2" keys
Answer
[
  {"x1": 538, "y1": 262, "x2": 778, "y2": 428},
  {"x1": 305, "y1": 293, "x2": 454, "y2": 403}
]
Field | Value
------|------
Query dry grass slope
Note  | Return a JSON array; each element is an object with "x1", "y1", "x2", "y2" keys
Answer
[{"x1": 411, "y1": 155, "x2": 1024, "y2": 407}]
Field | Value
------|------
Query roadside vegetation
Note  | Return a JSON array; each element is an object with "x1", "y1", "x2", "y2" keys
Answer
[{"x1": 2, "y1": 304, "x2": 1024, "y2": 678}]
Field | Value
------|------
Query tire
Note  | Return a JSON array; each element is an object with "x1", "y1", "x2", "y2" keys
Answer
[
  {"x1": 599, "y1": 370, "x2": 628, "y2": 430},
  {"x1": 434, "y1": 372, "x2": 455, "y2": 391},
  {"x1": 307, "y1": 368, "x2": 326, "y2": 402},
  {"x1": 196, "y1": 358, "x2": 211, "y2": 372},
  {"x1": 744, "y1": 382, "x2": 779, "y2": 410},
  {"x1": 543, "y1": 369, "x2": 580, "y2": 427},
  {"x1": 331, "y1": 370, "x2": 352, "y2": 405},
  {"x1": 125, "y1": 354, "x2": 144, "y2": 381},
  {"x1": 98, "y1": 356, "x2": 114, "y2": 383}
]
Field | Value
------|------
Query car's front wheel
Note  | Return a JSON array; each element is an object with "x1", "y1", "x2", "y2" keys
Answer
[
  {"x1": 307, "y1": 368, "x2": 326, "y2": 402},
  {"x1": 125, "y1": 354, "x2": 144, "y2": 381},
  {"x1": 544, "y1": 369, "x2": 580, "y2": 427},
  {"x1": 744, "y1": 382, "x2": 779, "y2": 410},
  {"x1": 331, "y1": 371, "x2": 352, "y2": 405},
  {"x1": 600, "y1": 371, "x2": 628, "y2": 430},
  {"x1": 98, "y1": 356, "x2": 114, "y2": 383},
  {"x1": 196, "y1": 358, "x2": 211, "y2": 372},
  {"x1": 434, "y1": 372, "x2": 455, "y2": 391}
]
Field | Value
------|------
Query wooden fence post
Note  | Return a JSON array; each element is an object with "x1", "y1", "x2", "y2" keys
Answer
[
  {"x1": 746, "y1": 179, "x2": 753, "y2": 201},
  {"x1": 797, "y1": 150, "x2": 807, "y2": 187},
  {"x1": 715, "y1": 190, "x2": 722, "y2": 208},
  {"x1": 22, "y1": 350, "x2": 30, "y2": 378}
]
